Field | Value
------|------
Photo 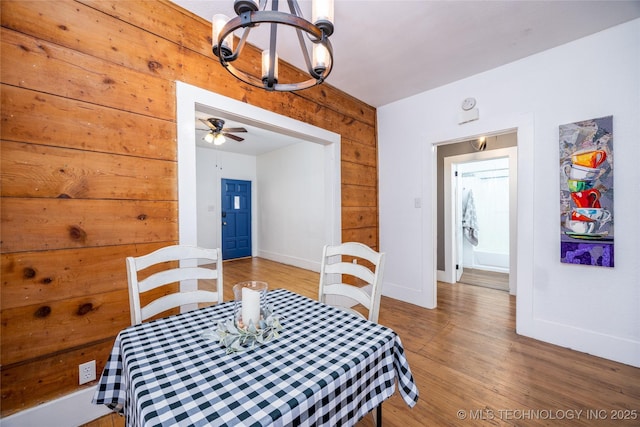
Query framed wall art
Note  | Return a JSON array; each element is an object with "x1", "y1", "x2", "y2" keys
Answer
[{"x1": 559, "y1": 115, "x2": 613, "y2": 267}]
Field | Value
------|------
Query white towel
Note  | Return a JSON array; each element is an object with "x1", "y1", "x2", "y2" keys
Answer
[{"x1": 462, "y1": 188, "x2": 479, "y2": 246}]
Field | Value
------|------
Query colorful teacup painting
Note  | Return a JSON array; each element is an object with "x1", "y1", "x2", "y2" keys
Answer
[{"x1": 559, "y1": 115, "x2": 613, "y2": 267}]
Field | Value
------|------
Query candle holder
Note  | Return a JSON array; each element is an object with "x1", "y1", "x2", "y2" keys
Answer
[
  {"x1": 233, "y1": 281, "x2": 268, "y2": 329},
  {"x1": 201, "y1": 281, "x2": 282, "y2": 353}
]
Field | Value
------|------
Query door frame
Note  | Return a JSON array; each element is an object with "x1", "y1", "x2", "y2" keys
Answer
[
  {"x1": 176, "y1": 81, "x2": 341, "y2": 288},
  {"x1": 442, "y1": 146, "x2": 518, "y2": 294}
]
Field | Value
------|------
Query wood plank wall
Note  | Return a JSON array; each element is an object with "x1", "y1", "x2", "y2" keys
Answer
[{"x1": 0, "y1": 0, "x2": 378, "y2": 416}]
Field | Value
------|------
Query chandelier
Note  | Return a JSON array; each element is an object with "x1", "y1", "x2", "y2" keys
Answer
[{"x1": 211, "y1": 0, "x2": 334, "y2": 92}]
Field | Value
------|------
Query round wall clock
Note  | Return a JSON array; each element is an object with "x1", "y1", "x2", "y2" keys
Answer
[{"x1": 461, "y1": 97, "x2": 476, "y2": 111}]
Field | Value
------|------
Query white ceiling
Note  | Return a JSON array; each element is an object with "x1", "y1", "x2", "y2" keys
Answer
[
  {"x1": 179, "y1": 0, "x2": 640, "y2": 155},
  {"x1": 172, "y1": 0, "x2": 640, "y2": 108}
]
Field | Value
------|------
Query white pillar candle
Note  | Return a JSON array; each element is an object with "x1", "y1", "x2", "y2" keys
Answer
[{"x1": 241, "y1": 287, "x2": 261, "y2": 326}]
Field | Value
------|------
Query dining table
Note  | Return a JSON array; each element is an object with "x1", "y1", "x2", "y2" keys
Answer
[{"x1": 93, "y1": 288, "x2": 419, "y2": 426}]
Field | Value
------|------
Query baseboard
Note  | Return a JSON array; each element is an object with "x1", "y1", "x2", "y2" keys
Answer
[
  {"x1": 257, "y1": 250, "x2": 321, "y2": 273},
  {"x1": 518, "y1": 318, "x2": 640, "y2": 368},
  {"x1": 436, "y1": 269, "x2": 450, "y2": 283},
  {"x1": 0, "y1": 387, "x2": 110, "y2": 427}
]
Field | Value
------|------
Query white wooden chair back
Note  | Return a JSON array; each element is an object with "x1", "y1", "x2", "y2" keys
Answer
[
  {"x1": 126, "y1": 245, "x2": 223, "y2": 325},
  {"x1": 318, "y1": 242, "x2": 386, "y2": 323}
]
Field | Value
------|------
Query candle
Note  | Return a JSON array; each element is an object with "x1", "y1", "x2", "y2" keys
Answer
[{"x1": 241, "y1": 287, "x2": 261, "y2": 327}]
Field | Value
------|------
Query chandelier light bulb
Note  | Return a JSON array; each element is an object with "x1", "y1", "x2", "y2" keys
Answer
[
  {"x1": 211, "y1": 0, "x2": 334, "y2": 91},
  {"x1": 312, "y1": 0, "x2": 334, "y2": 36},
  {"x1": 312, "y1": 43, "x2": 330, "y2": 75},
  {"x1": 261, "y1": 50, "x2": 279, "y2": 85},
  {"x1": 212, "y1": 14, "x2": 233, "y2": 57}
]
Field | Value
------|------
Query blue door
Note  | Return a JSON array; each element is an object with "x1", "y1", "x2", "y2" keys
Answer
[{"x1": 221, "y1": 179, "x2": 252, "y2": 260}]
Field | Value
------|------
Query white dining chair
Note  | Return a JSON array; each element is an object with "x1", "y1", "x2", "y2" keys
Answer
[
  {"x1": 126, "y1": 245, "x2": 223, "y2": 325},
  {"x1": 318, "y1": 242, "x2": 386, "y2": 323}
]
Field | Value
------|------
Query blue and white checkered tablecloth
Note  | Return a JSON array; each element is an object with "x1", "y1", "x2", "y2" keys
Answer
[{"x1": 93, "y1": 289, "x2": 419, "y2": 426}]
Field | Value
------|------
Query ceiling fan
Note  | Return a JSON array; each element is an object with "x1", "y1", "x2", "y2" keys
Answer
[{"x1": 198, "y1": 118, "x2": 247, "y2": 145}]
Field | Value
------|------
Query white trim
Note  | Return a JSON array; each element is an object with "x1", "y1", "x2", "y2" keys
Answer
[
  {"x1": 0, "y1": 387, "x2": 110, "y2": 427},
  {"x1": 257, "y1": 249, "x2": 322, "y2": 272},
  {"x1": 528, "y1": 319, "x2": 640, "y2": 368}
]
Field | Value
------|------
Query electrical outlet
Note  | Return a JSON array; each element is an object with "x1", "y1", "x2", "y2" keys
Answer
[{"x1": 79, "y1": 360, "x2": 96, "y2": 385}]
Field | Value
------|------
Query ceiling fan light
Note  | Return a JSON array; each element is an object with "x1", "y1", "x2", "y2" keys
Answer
[
  {"x1": 470, "y1": 137, "x2": 487, "y2": 151},
  {"x1": 214, "y1": 133, "x2": 226, "y2": 145},
  {"x1": 212, "y1": 14, "x2": 233, "y2": 57},
  {"x1": 204, "y1": 132, "x2": 215, "y2": 143}
]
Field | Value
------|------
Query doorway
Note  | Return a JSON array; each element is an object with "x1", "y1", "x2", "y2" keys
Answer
[
  {"x1": 176, "y1": 81, "x2": 341, "y2": 273},
  {"x1": 456, "y1": 158, "x2": 510, "y2": 291},
  {"x1": 221, "y1": 178, "x2": 252, "y2": 260},
  {"x1": 426, "y1": 114, "x2": 533, "y2": 326},
  {"x1": 440, "y1": 138, "x2": 518, "y2": 295}
]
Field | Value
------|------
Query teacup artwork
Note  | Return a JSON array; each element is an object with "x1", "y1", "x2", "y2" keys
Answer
[
  {"x1": 563, "y1": 163, "x2": 601, "y2": 181},
  {"x1": 567, "y1": 179, "x2": 593, "y2": 193},
  {"x1": 571, "y1": 188, "x2": 601, "y2": 208},
  {"x1": 559, "y1": 115, "x2": 614, "y2": 266},
  {"x1": 571, "y1": 149, "x2": 607, "y2": 169},
  {"x1": 565, "y1": 219, "x2": 596, "y2": 234},
  {"x1": 574, "y1": 207, "x2": 612, "y2": 223},
  {"x1": 570, "y1": 211, "x2": 594, "y2": 222}
]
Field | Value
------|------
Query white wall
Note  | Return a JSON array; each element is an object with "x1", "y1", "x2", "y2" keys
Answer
[
  {"x1": 378, "y1": 19, "x2": 640, "y2": 366},
  {"x1": 257, "y1": 142, "x2": 326, "y2": 271},
  {"x1": 196, "y1": 147, "x2": 257, "y2": 252},
  {"x1": 196, "y1": 142, "x2": 327, "y2": 272}
]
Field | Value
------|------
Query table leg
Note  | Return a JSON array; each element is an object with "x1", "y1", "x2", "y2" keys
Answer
[{"x1": 376, "y1": 403, "x2": 382, "y2": 426}]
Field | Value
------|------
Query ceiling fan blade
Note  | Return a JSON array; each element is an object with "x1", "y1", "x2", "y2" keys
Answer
[
  {"x1": 222, "y1": 127, "x2": 247, "y2": 133},
  {"x1": 224, "y1": 132, "x2": 244, "y2": 142},
  {"x1": 198, "y1": 118, "x2": 215, "y2": 130}
]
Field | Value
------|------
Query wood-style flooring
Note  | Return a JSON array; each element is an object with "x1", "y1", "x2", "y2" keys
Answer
[
  {"x1": 85, "y1": 257, "x2": 639, "y2": 427},
  {"x1": 459, "y1": 267, "x2": 509, "y2": 292}
]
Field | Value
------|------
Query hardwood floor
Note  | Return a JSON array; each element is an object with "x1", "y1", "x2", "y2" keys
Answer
[
  {"x1": 459, "y1": 267, "x2": 509, "y2": 292},
  {"x1": 86, "y1": 258, "x2": 639, "y2": 426}
]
